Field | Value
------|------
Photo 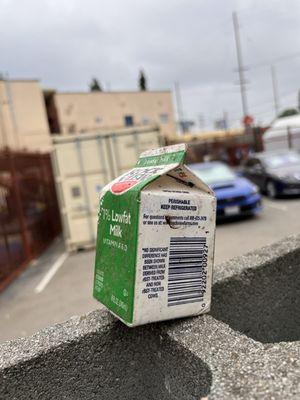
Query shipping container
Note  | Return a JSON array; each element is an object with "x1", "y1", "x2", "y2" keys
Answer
[{"x1": 51, "y1": 126, "x2": 161, "y2": 251}]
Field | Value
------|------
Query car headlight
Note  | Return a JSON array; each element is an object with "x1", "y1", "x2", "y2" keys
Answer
[{"x1": 251, "y1": 185, "x2": 259, "y2": 195}]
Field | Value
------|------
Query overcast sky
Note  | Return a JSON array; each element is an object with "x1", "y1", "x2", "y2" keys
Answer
[{"x1": 1, "y1": 0, "x2": 300, "y2": 129}]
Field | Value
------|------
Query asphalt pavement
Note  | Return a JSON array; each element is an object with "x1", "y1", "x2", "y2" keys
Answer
[{"x1": 0, "y1": 196, "x2": 299, "y2": 343}]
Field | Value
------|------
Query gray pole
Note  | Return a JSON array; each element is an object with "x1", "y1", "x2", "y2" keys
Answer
[
  {"x1": 174, "y1": 82, "x2": 184, "y2": 134},
  {"x1": 223, "y1": 110, "x2": 229, "y2": 130},
  {"x1": 198, "y1": 113, "x2": 205, "y2": 131},
  {"x1": 271, "y1": 65, "x2": 280, "y2": 117},
  {"x1": 232, "y1": 11, "x2": 248, "y2": 117}
]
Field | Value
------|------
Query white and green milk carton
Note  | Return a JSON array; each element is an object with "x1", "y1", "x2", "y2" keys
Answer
[{"x1": 93, "y1": 144, "x2": 216, "y2": 326}]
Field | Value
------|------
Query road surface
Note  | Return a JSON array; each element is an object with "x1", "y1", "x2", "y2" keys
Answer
[{"x1": 0, "y1": 196, "x2": 299, "y2": 343}]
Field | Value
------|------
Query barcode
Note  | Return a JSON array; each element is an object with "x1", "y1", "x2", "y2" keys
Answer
[{"x1": 168, "y1": 237, "x2": 208, "y2": 306}]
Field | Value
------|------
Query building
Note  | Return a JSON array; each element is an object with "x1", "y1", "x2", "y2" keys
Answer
[
  {"x1": 47, "y1": 90, "x2": 176, "y2": 138},
  {"x1": 0, "y1": 81, "x2": 176, "y2": 152},
  {"x1": 0, "y1": 79, "x2": 51, "y2": 152}
]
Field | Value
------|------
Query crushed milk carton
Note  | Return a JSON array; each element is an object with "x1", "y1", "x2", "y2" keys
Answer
[{"x1": 93, "y1": 144, "x2": 216, "y2": 326}]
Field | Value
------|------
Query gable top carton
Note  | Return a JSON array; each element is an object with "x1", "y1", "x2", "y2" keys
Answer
[{"x1": 93, "y1": 144, "x2": 216, "y2": 326}]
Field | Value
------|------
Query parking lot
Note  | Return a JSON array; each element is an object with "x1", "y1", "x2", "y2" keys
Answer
[{"x1": 0, "y1": 195, "x2": 299, "y2": 343}]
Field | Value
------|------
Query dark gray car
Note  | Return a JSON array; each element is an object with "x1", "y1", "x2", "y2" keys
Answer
[{"x1": 242, "y1": 150, "x2": 300, "y2": 198}]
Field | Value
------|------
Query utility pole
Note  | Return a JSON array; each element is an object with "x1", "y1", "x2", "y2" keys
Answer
[
  {"x1": 223, "y1": 110, "x2": 229, "y2": 130},
  {"x1": 174, "y1": 82, "x2": 184, "y2": 134},
  {"x1": 198, "y1": 113, "x2": 205, "y2": 131},
  {"x1": 271, "y1": 65, "x2": 280, "y2": 117},
  {"x1": 232, "y1": 11, "x2": 248, "y2": 118}
]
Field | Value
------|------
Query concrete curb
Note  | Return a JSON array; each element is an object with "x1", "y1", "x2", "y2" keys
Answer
[{"x1": 1, "y1": 235, "x2": 299, "y2": 399}]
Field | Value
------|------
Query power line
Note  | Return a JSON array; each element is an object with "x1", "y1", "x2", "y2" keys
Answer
[
  {"x1": 226, "y1": 90, "x2": 297, "y2": 121},
  {"x1": 251, "y1": 90, "x2": 297, "y2": 111},
  {"x1": 248, "y1": 51, "x2": 300, "y2": 70},
  {"x1": 236, "y1": 1, "x2": 286, "y2": 23},
  {"x1": 181, "y1": 86, "x2": 240, "y2": 96}
]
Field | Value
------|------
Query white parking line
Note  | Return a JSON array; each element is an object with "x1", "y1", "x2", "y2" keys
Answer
[
  {"x1": 264, "y1": 200, "x2": 287, "y2": 211},
  {"x1": 35, "y1": 252, "x2": 68, "y2": 294}
]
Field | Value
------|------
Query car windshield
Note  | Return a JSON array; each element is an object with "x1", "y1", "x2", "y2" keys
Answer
[
  {"x1": 190, "y1": 163, "x2": 236, "y2": 185},
  {"x1": 263, "y1": 152, "x2": 300, "y2": 169}
]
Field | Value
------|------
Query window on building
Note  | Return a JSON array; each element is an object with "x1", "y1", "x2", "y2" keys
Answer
[
  {"x1": 142, "y1": 117, "x2": 150, "y2": 125},
  {"x1": 71, "y1": 186, "x2": 81, "y2": 198},
  {"x1": 159, "y1": 113, "x2": 169, "y2": 124},
  {"x1": 124, "y1": 115, "x2": 134, "y2": 127},
  {"x1": 95, "y1": 116, "x2": 102, "y2": 124},
  {"x1": 68, "y1": 123, "x2": 76, "y2": 133},
  {"x1": 65, "y1": 104, "x2": 73, "y2": 116}
]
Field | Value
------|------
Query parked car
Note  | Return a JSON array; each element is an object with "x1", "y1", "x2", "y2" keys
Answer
[
  {"x1": 189, "y1": 161, "x2": 262, "y2": 219},
  {"x1": 242, "y1": 150, "x2": 300, "y2": 198}
]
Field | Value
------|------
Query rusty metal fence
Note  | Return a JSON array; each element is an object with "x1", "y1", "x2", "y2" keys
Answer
[
  {"x1": 0, "y1": 150, "x2": 61, "y2": 291},
  {"x1": 168, "y1": 128, "x2": 264, "y2": 166}
]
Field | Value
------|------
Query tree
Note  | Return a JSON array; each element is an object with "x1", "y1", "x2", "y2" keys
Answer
[
  {"x1": 278, "y1": 108, "x2": 299, "y2": 118},
  {"x1": 139, "y1": 70, "x2": 147, "y2": 91},
  {"x1": 89, "y1": 78, "x2": 102, "y2": 92}
]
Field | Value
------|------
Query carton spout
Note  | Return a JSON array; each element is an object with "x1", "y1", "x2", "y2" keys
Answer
[{"x1": 136, "y1": 144, "x2": 187, "y2": 168}]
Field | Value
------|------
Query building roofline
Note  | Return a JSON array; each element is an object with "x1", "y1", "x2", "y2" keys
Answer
[
  {"x1": 0, "y1": 79, "x2": 40, "y2": 83},
  {"x1": 55, "y1": 90, "x2": 172, "y2": 95}
]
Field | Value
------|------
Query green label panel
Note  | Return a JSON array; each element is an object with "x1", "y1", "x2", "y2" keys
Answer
[
  {"x1": 93, "y1": 190, "x2": 139, "y2": 323},
  {"x1": 136, "y1": 150, "x2": 185, "y2": 168}
]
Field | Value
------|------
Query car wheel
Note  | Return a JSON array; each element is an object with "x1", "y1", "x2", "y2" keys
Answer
[{"x1": 266, "y1": 180, "x2": 277, "y2": 198}]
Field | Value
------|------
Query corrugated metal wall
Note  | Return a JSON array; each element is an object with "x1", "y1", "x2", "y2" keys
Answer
[{"x1": 52, "y1": 127, "x2": 161, "y2": 251}]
